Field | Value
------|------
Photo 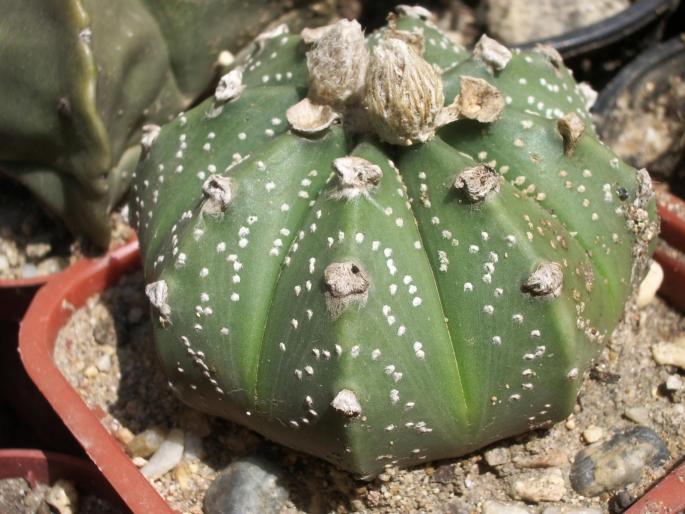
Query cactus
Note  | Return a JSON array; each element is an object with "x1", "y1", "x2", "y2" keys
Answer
[
  {"x1": 0, "y1": 0, "x2": 334, "y2": 248},
  {"x1": 131, "y1": 8, "x2": 658, "y2": 478}
]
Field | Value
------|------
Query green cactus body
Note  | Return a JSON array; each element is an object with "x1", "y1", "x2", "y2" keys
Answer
[
  {"x1": 0, "y1": 0, "x2": 333, "y2": 247},
  {"x1": 131, "y1": 10, "x2": 657, "y2": 478}
]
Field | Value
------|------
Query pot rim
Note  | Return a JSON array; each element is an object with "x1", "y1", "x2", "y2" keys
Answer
[{"x1": 17, "y1": 237, "x2": 175, "y2": 514}]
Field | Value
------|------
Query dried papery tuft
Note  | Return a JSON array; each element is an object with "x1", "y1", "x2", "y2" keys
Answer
[
  {"x1": 578, "y1": 82, "x2": 598, "y2": 111},
  {"x1": 522, "y1": 261, "x2": 564, "y2": 299},
  {"x1": 301, "y1": 24, "x2": 334, "y2": 45},
  {"x1": 307, "y1": 19, "x2": 369, "y2": 105},
  {"x1": 145, "y1": 280, "x2": 171, "y2": 321},
  {"x1": 535, "y1": 44, "x2": 564, "y2": 69},
  {"x1": 474, "y1": 34, "x2": 512, "y2": 72},
  {"x1": 384, "y1": 27, "x2": 426, "y2": 55},
  {"x1": 557, "y1": 112, "x2": 585, "y2": 156},
  {"x1": 453, "y1": 164, "x2": 500, "y2": 202},
  {"x1": 202, "y1": 174, "x2": 234, "y2": 214},
  {"x1": 365, "y1": 38, "x2": 444, "y2": 145},
  {"x1": 330, "y1": 156, "x2": 383, "y2": 200},
  {"x1": 140, "y1": 124, "x2": 161, "y2": 154},
  {"x1": 330, "y1": 389, "x2": 362, "y2": 417},
  {"x1": 323, "y1": 261, "x2": 370, "y2": 318},
  {"x1": 395, "y1": 4, "x2": 434, "y2": 21},
  {"x1": 214, "y1": 69, "x2": 244, "y2": 103},
  {"x1": 286, "y1": 98, "x2": 339, "y2": 134},
  {"x1": 454, "y1": 76, "x2": 505, "y2": 123}
]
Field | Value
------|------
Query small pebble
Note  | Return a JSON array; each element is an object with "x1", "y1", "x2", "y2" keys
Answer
[
  {"x1": 542, "y1": 508, "x2": 603, "y2": 514},
  {"x1": 45, "y1": 479, "x2": 78, "y2": 514},
  {"x1": 582, "y1": 425, "x2": 604, "y2": 444},
  {"x1": 652, "y1": 338, "x2": 685, "y2": 369},
  {"x1": 482, "y1": 500, "x2": 532, "y2": 514},
  {"x1": 25, "y1": 242, "x2": 51, "y2": 260},
  {"x1": 484, "y1": 447, "x2": 510, "y2": 467},
  {"x1": 665, "y1": 374, "x2": 683, "y2": 391},
  {"x1": 140, "y1": 428, "x2": 184, "y2": 479},
  {"x1": 624, "y1": 406, "x2": 650, "y2": 426},
  {"x1": 95, "y1": 354, "x2": 111, "y2": 372},
  {"x1": 570, "y1": 426, "x2": 669, "y2": 496},
  {"x1": 637, "y1": 260, "x2": 663, "y2": 307},
  {"x1": 565, "y1": 417, "x2": 577, "y2": 430},
  {"x1": 83, "y1": 365, "x2": 99, "y2": 378},
  {"x1": 131, "y1": 456, "x2": 147, "y2": 467},
  {"x1": 37, "y1": 257, "x2": 66, "y2": 275},
  {"x1": 21, "y1": 263, "x2": 38, "y2": 278},
  {"x1": 510, "y1": 469, "x2": 566, "y2": 502},
  {"x1": 203, "y1": 456, "x2": 289, "y2": 514},
  {"x1": 513, "y1": 448, "x2": 568, "y2": 468},
  {"x1": 127, "y1": 426, "x2": 166, "y2": 459},
  {"x1": 115, "y1": 427, "x2": 134, "y2": 445},
  {"x1": 0, "y1": 255, "x2": 9, "y2": 273}
]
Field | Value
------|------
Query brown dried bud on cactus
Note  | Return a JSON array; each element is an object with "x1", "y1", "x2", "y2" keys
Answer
[
  {"x1": 324, "y1": 261, "x2": 370, "y2": 318},
  {"x1": 454, "y1": 76, "x2": 505, "y2": 123},
  {"x1": 331, "y1": 156, "x2": 383, "y2": 200},
  {"x1": 365, "y1": 38, "x2": 444, "y2": 146},
  {"x1": 453, "y1": 164, "x2": 501, "y2": 202},
  {"x1": 522, "y1": 261, "x2": 564, "y2": 299},
  {"x1": 286, "y1": 98, "x2": 339, "y2": 134},
  {"x1": 307, "y1": 19, "x2": 368, "y2": 105},
  {"x1": 557, "y1": 112, "x2": 585, "y2": 156}
]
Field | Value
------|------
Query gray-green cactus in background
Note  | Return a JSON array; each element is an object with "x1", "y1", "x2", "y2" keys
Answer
[
  {"x1": 0, "y1": 0, "x2": 334, "y2": 248},
  {"x1": 131, "y1": 7, "x2": 658, "y2": 478}
]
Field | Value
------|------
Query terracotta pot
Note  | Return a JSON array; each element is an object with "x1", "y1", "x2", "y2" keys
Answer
[
  {"x1": 625, "y1": 458, "x2": 685, "y2": 513},
  {"x1": 0, "y1": 448, "x2": 126, "y2": 510},
  {"x1": 18, "y1": 238, "x2": 176, "y2": 513},
  {"x1": 0, "y1": 274, "x2": 55, "y2": 323},
  {"x1": 654, "y1": 192, "x2": 685, "y2": 311}
]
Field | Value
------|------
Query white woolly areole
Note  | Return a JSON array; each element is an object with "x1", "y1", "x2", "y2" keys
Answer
[
  {"x1": 365, "y1": 37, "x2": 444, "y2": 145},
  {"x1": 214, "y1": 69, "x2": 244, "y2": 103},
  {"x1": 523, "y1": 261, "x2": 564, "y2": 299},
  {"x1": 474, "y1": 34, "x2": 512, "y2": 71},
  {"x1": 330, "y1": 389, "x2": 362, "y2": 417},
  {"x1": 307, "y1": 19, "x2": 368, "y2": 105},
  {"x1": 202, "y1": 174, "x2": 234, "y2": 214},
  {"x1": 331, "y1": 156, "x2": 383, "y2": 199},
  {"x1": 140, "y1": 124, "x2": 161, "y2": 153},
  {"x1": 145, "y1": 280, "x2": 170, "y2": 317}
]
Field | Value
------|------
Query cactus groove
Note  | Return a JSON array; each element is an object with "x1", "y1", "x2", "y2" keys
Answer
[{"x1": 131, "y1": 9, "x2": 658, "y2": 478}]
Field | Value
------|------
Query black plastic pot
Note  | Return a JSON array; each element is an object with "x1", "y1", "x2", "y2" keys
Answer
[
  {"x1": 519, "y1": 0, "x2": 680, "y2": 87},
  {"x1": 593, "y1": 36, "x2": 685, "y2": 192}
]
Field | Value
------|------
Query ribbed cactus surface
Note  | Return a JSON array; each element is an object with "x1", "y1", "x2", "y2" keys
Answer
[
  {"x1": 131, "y1": 9, "x2": 657, "y2": 478},
  {"x1": 0, "y1": 0, "x2": 333, "y2": 247}
]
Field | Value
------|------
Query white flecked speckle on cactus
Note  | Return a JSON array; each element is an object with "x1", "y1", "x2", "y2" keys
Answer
[{"x1": 130, "y1": 7, "x2": 658, "y2": 478}]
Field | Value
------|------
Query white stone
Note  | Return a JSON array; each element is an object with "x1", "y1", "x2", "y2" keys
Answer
[
  {"x1": 141, "y1": 428, "x2": 185, "y2": 479},
  {"x1": 637, "y1": 260, "x2": 664, "y2": 308},
  {"x1": 582, "y1": 425, "x2": 604, "y2": 444},
  {"x1": 482, "y1": 500, "x2": 531, "y2": 514},
  {"x1": 652, "y1": 338, "x2": 685, "y2": 369},
  {"x1": 511, "y1": 469, "x2": 566, "y2": 502}
]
